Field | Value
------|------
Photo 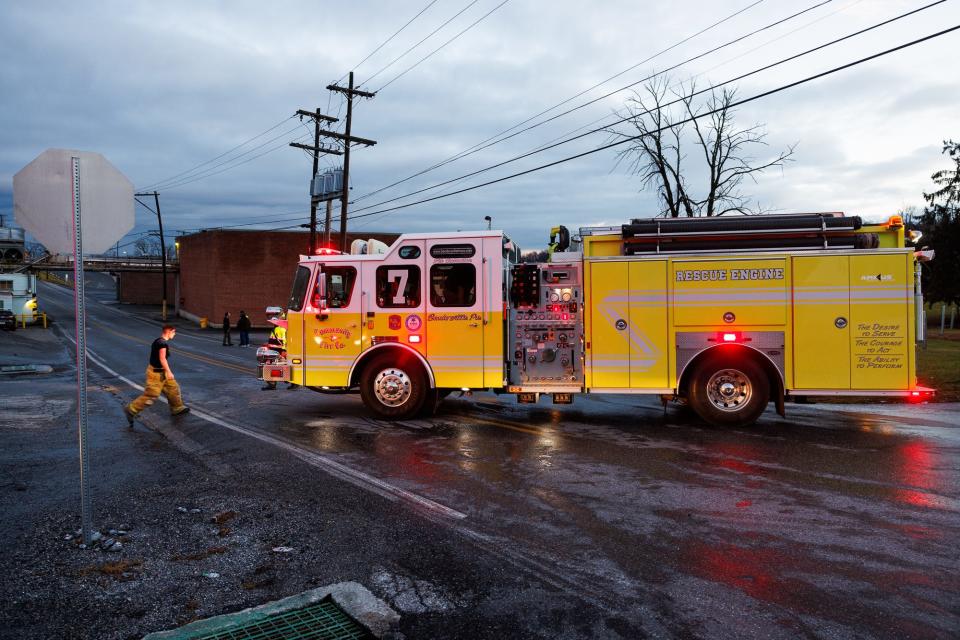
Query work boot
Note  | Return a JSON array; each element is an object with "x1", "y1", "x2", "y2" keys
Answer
[
  {"x1": 124, "y1": 405, "x2": 136, "y2": 428},
  {"x1": 261, "y1": 382, "x2": 277, "y2": 391},
  {"x1": 171, "y1": 406, "x2": 191, "y2": 416}
]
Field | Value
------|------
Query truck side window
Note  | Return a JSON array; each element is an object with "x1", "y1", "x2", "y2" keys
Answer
[
  {"x1": 287, "y1": 266, "x2": 311, "y2": 312},
  {"x1": 430, "y1": 263, "x2": 476, "y2": 307},
  {"x1": 376, "y1": 266, "x2": 421, "y2": 308},
  {"x1": 315, "y1": 267, "x2": 356, "y2": 309}
]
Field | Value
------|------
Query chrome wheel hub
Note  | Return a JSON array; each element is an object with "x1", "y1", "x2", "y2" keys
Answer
[
  {"x1": 373, "y1": 367, "x2": 412, "y2": 407},
  {"x1": 705, "y1": 369, "x2": 752, "y2": 412}
]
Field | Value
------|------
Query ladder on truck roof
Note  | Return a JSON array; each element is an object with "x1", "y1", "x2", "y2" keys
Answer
[{"x1": 584, "y1": 212, "x2": 882, "y2": 255}]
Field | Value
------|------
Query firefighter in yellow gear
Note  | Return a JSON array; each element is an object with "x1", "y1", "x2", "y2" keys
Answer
[
  {"x1": 262, "y1": 317, "x2": 297, "y2": 390},
  {"x1": 125, "y1": 324, "x2": 190, "y2": 426}
]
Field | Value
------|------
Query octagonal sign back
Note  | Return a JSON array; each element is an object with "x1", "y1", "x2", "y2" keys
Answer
[{"x1": 13, "y1": 149, "x2": 134, "y2": 255}]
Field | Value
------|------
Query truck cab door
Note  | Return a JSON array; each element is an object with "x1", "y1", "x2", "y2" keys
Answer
[
  {"x1": 426, "y1": 239, "x2": 484, "y2": 389},
  {"x1": 304, "y1": 264, "x2": 362, "y2": 387}
]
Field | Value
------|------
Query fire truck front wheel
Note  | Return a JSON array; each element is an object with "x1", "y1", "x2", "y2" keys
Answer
[
  {"x1": 688, "y1": 355, "x2": 770, "y2": 427},
  {"x1": 360, "y1": 354, "x2": 428, "y2": 419}
]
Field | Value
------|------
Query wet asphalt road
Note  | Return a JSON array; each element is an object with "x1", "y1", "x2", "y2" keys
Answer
[{"x1": 33, "y1": 280, "x2": 960, "y2": 639}]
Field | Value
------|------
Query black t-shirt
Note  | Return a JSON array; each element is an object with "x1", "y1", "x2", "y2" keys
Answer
[{"x1": 149, "y1": 337, "x2": 169, "y2": 369}]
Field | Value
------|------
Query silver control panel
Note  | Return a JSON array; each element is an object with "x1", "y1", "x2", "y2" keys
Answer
[{"x1": 507, "y1": 263, "x2": 583, "y2": 388}]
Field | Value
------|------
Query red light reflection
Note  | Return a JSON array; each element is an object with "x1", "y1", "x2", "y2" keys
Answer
[
  {"x1": 684, "y1": 542, "x2": 792, "y2": 606},
  {"x1": 893, "y1": 440, "x2": 944, "y2": 508}
]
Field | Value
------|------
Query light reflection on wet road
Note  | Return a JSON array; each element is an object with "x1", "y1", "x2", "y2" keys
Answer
[
  {"x1": 248, "y1": 387, "x2": 960, "y2": 636},
  {"x1": 41, "y1": 281, "x2": 960, "y2": 638}
]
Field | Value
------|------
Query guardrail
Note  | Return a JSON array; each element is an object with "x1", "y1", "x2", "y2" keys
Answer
[
  {"x1": 8, "y1": 312, "x2": 48, "y2": 329},
  {"x1": 42, "y1": 256, "x2": 180, "y2": 273}
]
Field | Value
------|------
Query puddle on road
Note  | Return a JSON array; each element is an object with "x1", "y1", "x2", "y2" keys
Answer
[{"x1": 0, "y1": 396, "x2": 73, "y2": 429}]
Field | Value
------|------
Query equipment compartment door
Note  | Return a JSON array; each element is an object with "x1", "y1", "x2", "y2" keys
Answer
[
  {"x1": 792, "y1": 256, "x2": 850, "y2": 389},
  {"x1": 426, "y1": 238, "x2": 484, "y2": 389},
  {"x1": 629, "y1": 261, "x2": 669, "y2": 389},
  {"x1": 850, "y1": 254, "x2": 910, "y2": 389},
  {"x1": 588, "y1": 261, "x2": 630, "y2": 388}
]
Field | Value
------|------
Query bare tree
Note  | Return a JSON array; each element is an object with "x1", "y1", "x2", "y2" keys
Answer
[
  {"x1": 133, "y1": 236, "x2": 162, "y2": 257},
  {"x1": 609, "y1": 77, "x2": 794, "y2": 217}
]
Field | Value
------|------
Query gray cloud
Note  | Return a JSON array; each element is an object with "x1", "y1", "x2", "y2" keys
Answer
[{"x1": 1, "y1": 0, "x2": 956, "y2": 250}]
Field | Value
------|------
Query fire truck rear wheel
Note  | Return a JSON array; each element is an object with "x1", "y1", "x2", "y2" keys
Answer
[
  {"x1": 688, "y1": 356, "x2": 769, "y2": 427},
  {"x1": 360, "y1": 354, "x2": 428, "y2": 420}
]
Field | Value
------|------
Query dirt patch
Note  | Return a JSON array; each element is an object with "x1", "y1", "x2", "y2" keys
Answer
[
  {"x1": 212, "y1": 510, "x2": 237, "y2": 525},
  {"x1": 171, "y1": 546, "x2": 228, "y2": 562},
  {"x1": 80, "y1": 559, "x2": 143, "y2": 581}
]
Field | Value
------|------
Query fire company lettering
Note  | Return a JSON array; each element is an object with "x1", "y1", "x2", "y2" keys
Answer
[{"x1": 675, "y1": 268, "x2": 785, "y2": 282}]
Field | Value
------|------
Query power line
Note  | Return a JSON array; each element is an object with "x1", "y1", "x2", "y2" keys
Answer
[
  {"x1": 360, "y1": 0, "x2": 483, "y2": 88},
  {"x1": 420, "y1": 1, "x2": 829, "y2": 185},
  {"x1": 343, "y1": 24, "x2": 960, "y2": 222},
  {"x1": 520, "y1": 0, "x2": 868, "y2": 160},
  {"x1": 375, "y1": 0, "x2": 513, "y2": 92},
  {"x1": 154, "y1": 123, "x2": 308, "y2": 191},
  {"x1": 138, "y1": 114, "x2": 297, "y2": 191},
  {"x1": 157, "y1": 128, "x2": 312, "y2": 192},
  {"x1": 354, "y1": 0, "x2": 777, "y2": 201},
  {"x1": 695, "y1": 0, "x2": 865, "y2": 80},
  {"x1": 349, "y1": 0, "x2": 948, "y2": 215},
  {"x1": 338, "y1": 0, "x2": 441, "y2": 84}
]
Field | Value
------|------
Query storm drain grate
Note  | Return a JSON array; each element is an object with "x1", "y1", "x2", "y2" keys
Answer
[{"x1": 192, "y1": 598, "x2": 374, "y2": 640}]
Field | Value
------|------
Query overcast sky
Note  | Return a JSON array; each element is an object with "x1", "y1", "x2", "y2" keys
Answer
[{"x1": 1, "y1": 0, "x2": 958, "y2": 252}]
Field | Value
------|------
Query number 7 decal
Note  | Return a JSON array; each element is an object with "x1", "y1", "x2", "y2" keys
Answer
[{"x1": 388, "y1": 269, "x2": 409, "y2": 305}]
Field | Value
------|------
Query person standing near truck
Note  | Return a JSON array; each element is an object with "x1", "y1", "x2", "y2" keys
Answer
[
  {"x1": 125, "y1": 325, "x2": 190, "y2": 426},
  {"x1": 237, "y1": 310, "x2": 251, "y2": 347},
  {"x1": 222, "y1": 311, "x2": 233, "y2": 346}
]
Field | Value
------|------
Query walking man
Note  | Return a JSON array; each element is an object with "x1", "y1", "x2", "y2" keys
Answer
[
  {"x1": 125, "y1": 324, "x2": 190, "y2": 426},
  {"x1": 222, "y1": 311, "x2": 233, "y2": 346},
  {"x1": 237, "y1": 310, "x2": 251, "y2": 347}
]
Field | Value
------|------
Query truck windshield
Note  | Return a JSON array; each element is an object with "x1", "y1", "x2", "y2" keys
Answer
[{"x1": 287, "y1": 266, "x2": 311, "y2": 311}]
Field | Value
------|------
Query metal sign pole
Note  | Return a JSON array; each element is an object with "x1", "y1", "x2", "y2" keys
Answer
[{"x1": 72, "y1": 156, "x2": 94, "y2": 546}]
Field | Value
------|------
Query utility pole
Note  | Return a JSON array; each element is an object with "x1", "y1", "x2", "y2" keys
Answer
[
  {"x1": 326, "y1": 72, "x2": 376, "y2": 252},
  {"x1": 134, "y1": 191, "x2": 168, "y2": 321},
  {"x1": 324, "y1": 199, "x2": 334, "y2": 246},
  {"x1": 290, "y1": 109, "x2": 341, "y2": 253}
]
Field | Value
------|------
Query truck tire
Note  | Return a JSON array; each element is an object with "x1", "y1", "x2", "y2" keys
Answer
[
  {"x1": 688, "y1": 354, "x2": 769, "y2": 427},
  {"x1": 360, "y1": 353, "x2": 427, "y2": 420}
]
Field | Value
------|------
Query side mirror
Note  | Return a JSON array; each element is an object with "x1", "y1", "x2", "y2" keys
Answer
[{"x1": 315, "y1": 272, "x2": 328, "y2": 320}]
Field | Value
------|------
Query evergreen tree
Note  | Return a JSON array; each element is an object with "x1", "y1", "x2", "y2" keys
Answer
[{"x1": 919, "y1": 140, "x2": 960, "y2": 305}]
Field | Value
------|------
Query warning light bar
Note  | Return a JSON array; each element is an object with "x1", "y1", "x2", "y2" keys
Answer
[{"x1": 315, "y1": 247, "x2": 342, "y2": 255}]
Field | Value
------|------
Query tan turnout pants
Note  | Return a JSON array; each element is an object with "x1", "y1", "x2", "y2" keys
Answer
[{"x1": 128, "y1": 367, "x2": 185, "y2": 415}]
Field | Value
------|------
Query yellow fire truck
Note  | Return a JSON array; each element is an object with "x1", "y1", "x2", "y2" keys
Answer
[{"x1": 258, "y1": 213, "x2": 933, "y2": 426}]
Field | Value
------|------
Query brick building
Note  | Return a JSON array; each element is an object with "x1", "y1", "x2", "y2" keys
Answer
[
  {"x1": 177, "y1": 230, "x2": 397, "y2": 328},
  {"x1": 117, "y1": 271, "x2": 177, "y2": 305}
]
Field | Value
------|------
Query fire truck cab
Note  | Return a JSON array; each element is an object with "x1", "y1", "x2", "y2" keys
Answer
[
  {"x1": 273, "y1": 232, "x2": 510, "y2": 417},
  {"x1": 263, "y1": 213, "x2": 933, "y2": 426}
]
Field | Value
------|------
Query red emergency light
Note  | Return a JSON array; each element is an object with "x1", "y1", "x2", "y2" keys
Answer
[
  {"x1": 721, "y1": 332, "x2": 741, "y2": 343},
  {"x1": 907, "y1": 388, "x2": 935, "y2": 403},
  {"x1": 315, "y1": 247, "x2": 341, "y2": 255}
]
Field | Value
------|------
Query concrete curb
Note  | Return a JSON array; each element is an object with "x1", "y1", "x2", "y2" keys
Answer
[
  {"x1": 142, "y1": 582, "x2": 400, "y2": 639},
  {"x1": 0, "y1": 364, "x2": 54, "y2": 375}
]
